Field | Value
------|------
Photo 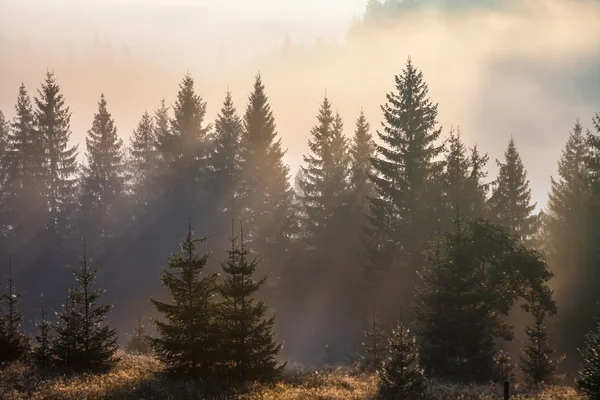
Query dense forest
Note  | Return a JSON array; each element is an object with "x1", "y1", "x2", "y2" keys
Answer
[{"x1": 1, "y1": 1, "x2": 600, "y2": 398}]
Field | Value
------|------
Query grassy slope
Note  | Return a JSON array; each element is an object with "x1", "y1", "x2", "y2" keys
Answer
[{"x1": 0, "y1": 355, "x2": 581, "y2": 400}]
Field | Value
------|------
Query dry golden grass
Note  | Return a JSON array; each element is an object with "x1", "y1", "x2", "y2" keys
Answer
[{"x1": 0, "y1": 355, "x2": 583, "y2": 399}]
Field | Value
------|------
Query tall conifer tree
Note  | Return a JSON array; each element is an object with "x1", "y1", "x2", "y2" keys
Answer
[
  {"x1": 0, "y1": 111, "x2": 10, "y2": 234},
  {"x1": 488, "y1": 137, "x2": 537, "y2": 243},
  {"x1": 349, "y1": 110, "x2": 375, "y2": 215},
  {"x1": 209, "y1": 90, "x2": 243, "y2": 220},
  {"x1": 150, "y1": 224, "x2": 219, "y2": 378},
  {"x1": 238, "y1": 74, "x2": 295, "y2": 274},
  {"x1": 5, "y1": 84, "x2": 47, "y2": 243},
  {"x1": 34, "y1": 72, "x2": 79, "y2": 237},
  {"x1": 365, "y1": 58, "x2": 443, "y2": 317},
  {"x1": 545, "y1": 120, "x2": 590, "y2": 369},
  {"x1": 128, "y1": 111, "x2": 158, "y2": 212},
  {"x1": 79, "y1": 94, "x2": 125, "y2": 245}
]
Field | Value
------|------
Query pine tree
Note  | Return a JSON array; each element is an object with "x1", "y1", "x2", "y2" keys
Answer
[
  {"x1": 4, "y1": 83, "x2": 47, "y2": 242},
  {"x1": 365, "y1": 57, "x2": 443, "y2": 316},
  {"x1": 125, "y1": 311, "x2": 151, "y2": 356},
  {"x1": 520, "y1": 299, "x2": 562, "y2": 386},
  {"x1": 237, "y1": 74, "x2": 295, "y2": 275},
  {"x1": 576, "y1": 316, "x2": 600, "y2": 399},
  {"x1": 52, "y1": 242, "x2": 119, "y2": 371},
  {"x1": 488, "y1": 137, "x2": 537, "y2": 243},
  {"x1": 0, "y1": 259, "x2": 30, "y2": 362},
  {"x1": 360, "y1": 313, "x2": 387, "y2": 372},
  {"x1": 33, "y1": 294, "x2": 53, "y2": 366},
  {"x1": 219, "y1": 222, "x2": 284, "y2": 381},
  {"x1": 378, "y1": 320, "x2": 425, "y2": 399},
  {"x1": 209, "y1": 90, "x2": 243, "y2": 220},
  {"x1": 79, "y1": 94, "x2": 125, "y2": 245},
  {"x1": 34, "y1": 72, "x2": 79, "y2": 237},
  {"x1": 150, "y1": 223, "x2": 220, "y2": 378},
  {"x1": 128, "y1": 111, "x2": 159, "y2": 212}
]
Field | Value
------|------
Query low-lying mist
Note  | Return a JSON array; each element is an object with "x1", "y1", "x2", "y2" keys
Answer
[{"x1": 0, "y1": 0, "x2": 599, "y2": 368}]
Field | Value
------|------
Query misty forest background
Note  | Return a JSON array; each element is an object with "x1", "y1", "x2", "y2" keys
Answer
[{"x1": 1, "y1": 0, "x2": 600, "y2": 382}]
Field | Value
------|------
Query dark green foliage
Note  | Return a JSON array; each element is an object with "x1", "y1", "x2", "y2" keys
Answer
[
  {"x1": 33, "y1": 295, "x2": 53, "y2": 366},
  {"x1": 52, "y1": 243, "x2": 119, "y2": 371},
  {"x1": 209, "y1": 91, "x2": 243, "y2": 219},
  {"x1": 150, "y1": 223, "x2": 220, "y2": 379},
  {"x1": 545, "y1": 120, "x2": 590, "y2": 369},
  {"x1": 440, "y1": 128, "x2": 489, "y2": 228},
  {"x1": 520, "y1": 298, "x2": 562, "y2": 386},
  {"x1": 157, "y1": 75, "x2": 210, "y2": 190},
  {"x1": 493, "y1": 348, "x2": 516, "y2": 384},
  {"x1": 0, "y1": 260, "x2": 30, "y2": 363},
  {"x1": 360, "y1": 314, "x2": 387, "y2": 372},
  {"x1": 416, "y1": 214, "x2": 556, "y2": 382},
  {"x1": 237, "y1": 74, "x2": 295, "y2": 276},
  {"x1": 4, "y1": 84, "x2": 47, "y2": 241},
  {"x1": 298, "y1": 97, "x2": 350, "y2": 256},
  {"x1": 34, "y1": 72, "x2": 79, "y2": 237},
  {"x1": 349, "y1": 110, "x2": 375, "y2": 215},
  {"x1": 128, "y1": 111, "x2": 159, "y2": 212},
  {"x1": 576, "y1": 316, "x2": 600, "y2": 399},
  {"x1": 378, "y1": 321, "x2": 425, "y2": 399},
  {"x1": 488, "y1": 137, "x2": 537, "y2": 243},
  {"x1": 125, "y1": 313, "x2": 151, "y2": 356},
  {"x1": 365, "y1": 57, "x2": 443, "y2": 309},
  {"x1": 218, "y1": 222, "x2": 284, "y2": 382},
  {"x1": 79, "y1": 94, "x2": 125, "y2": 244}
]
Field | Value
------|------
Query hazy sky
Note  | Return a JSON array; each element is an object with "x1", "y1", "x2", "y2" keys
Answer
[{"x1": 1, "y1": 0, "x2": 599, "y2": 209}]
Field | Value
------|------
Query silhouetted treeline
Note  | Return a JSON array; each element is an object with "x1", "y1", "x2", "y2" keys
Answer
[{"x1": 0, "y1": 55, "x2": 599, "y2": 376}]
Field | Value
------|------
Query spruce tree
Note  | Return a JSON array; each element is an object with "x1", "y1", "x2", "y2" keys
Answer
[
  {"x1": 298, "y1": 97, "x2": 349, "y2": 256},
  {"x1": 150, "y1": 223, "x2": 220, "y2": 378},
  {"x1": 365, "y1": 57, "x2": 443, "y2": 313},
  {"x1": 154, "y1": 98, "x2": 170, "y2": 146},
  {"x1": 209, "y1": 90, "x2": 243, "y2": 221},
  {"x1": 576, "y1": 316, "x2": 600, "y2": 399},
  {"x1": 0, "y1": 260, "x2": 29, "y2": 362},
  {"x1": 0, "y1": 111, "x2": 9, "y2": 233},
  {"x1": 34, "y1": 72, "x2": 79, "y2": 237},
  {"x1": 219, "y1": 222, "x2": 284, "y2": 382},
  {"x1": 441, "y1": 128, "x2": 489, "y2": 228},
  {"x1": 128, "y1": 111, "x2": 159, "y2": 212},
  {"x1": 349, "y1": 110, "x2": 375, "y2": 215},
  {"x1": 157, "y1": 75, "x2": 210, "y2": 193},
  {"x1": 52, "y1": 287, "x2": 78, "y2": 368},
  {"x1": 520, "y1": 299, "x2": 562, "y2": 386},
  {"x1": 52, "y1": 242, "x2": 119, "y2": 371},
  {"x1": 378, "y1": 321, "x2": 425, "y2": 399},
  {"x1": 237, "y1": 74, "x2": 295, "y2": 275},
  {"x1": 488, "y1": 137, "x2": 537, "y2": 243},
  {"x1": 4, "y1": 83, "x2": 47, "y2": 242},
  {"x1": 79, "y1": 94, "x2": 125, "y2": 245},
  {"x1": 33, "y1": 294, "x2": 53, "y2": 366},
  {"x1": 360, "y1": 313, "x2": 387, "y2": 372},
  {"x1": 125, "y1": 311, "x2": 151, "y2": 356},
  {"x1": 545, "y1": 120, "x2": 590, "y2": 369}
]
